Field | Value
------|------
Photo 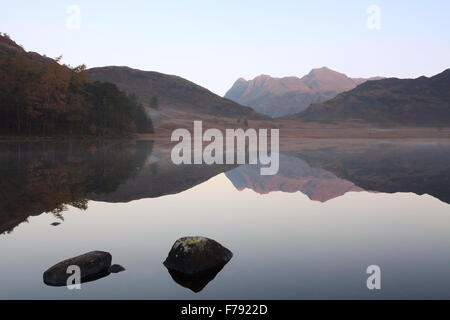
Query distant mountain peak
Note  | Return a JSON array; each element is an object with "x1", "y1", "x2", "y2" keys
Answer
[
  {"x1": 252, "y1": 74, "x2": 273, "y2": 83},
  {"x1": 309, "y1": 66, "x2": 333, "y2": 73},
  {"x1": 301, "y1": 67, "x2": 354, "y2": 91},
  {"x1": 225, "y1": 67, "x2": 382, "y2": 117}
]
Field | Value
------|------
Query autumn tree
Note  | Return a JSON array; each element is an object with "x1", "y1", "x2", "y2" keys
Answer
[{"x1": 0, "y1": 34, "x2": 155, "y2": 137}]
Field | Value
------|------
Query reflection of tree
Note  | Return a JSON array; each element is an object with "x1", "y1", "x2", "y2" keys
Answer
[{"x1": 0, "y1": 141, "x2": 153, "y2": 234}]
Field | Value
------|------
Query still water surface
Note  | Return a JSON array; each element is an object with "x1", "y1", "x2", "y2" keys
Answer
[{"x1": 0, "y1": 140, "x2": 449, "y2": 299}]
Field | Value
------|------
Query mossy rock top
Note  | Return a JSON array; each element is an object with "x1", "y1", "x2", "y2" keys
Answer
[{"x1": 164, "y1": 237, "x2": 233, "y2": 275}]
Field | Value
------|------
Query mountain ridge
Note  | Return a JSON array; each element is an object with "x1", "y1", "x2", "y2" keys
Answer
[
  {"x1": 225, "y1": 67, "x2": 384, "y2": 117},
  {"x1": 87, "y1": 66, "x2": 269, "y2": 123},
  {"x1": 287, "y1": 69, "x2": 450, "y2": 126}
]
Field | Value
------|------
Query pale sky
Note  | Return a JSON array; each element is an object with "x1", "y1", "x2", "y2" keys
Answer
[{"x1": 1, "y1": 0, "x2": 449, "y2": 96}]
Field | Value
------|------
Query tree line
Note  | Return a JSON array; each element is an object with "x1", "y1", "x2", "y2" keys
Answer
[
  {"x1": 0, "y1": 38, "x2": 154, "y2": 136},
  {"x1": 0, "y1": 140, "x2": 153, "y2": 234}
]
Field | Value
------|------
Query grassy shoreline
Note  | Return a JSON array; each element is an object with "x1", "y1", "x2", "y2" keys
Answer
[{"x1": 2, "y1": 120, "x2": 450, "y2": 142}]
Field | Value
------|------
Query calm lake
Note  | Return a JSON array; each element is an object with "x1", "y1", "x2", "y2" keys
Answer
[{"x1": 0, "y1": 139, "x2": 449, "y2": 299}]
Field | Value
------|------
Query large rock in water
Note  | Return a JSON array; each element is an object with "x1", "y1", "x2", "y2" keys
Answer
[
  {"x1": 164, "y1": 237, "x2": 233, "y2": 275},
  {"x1": 166, "y1": 265, "x2": 228, "y2": 293},
  {"x1": 43, "y1": 251, "x2": 112, "y2": 286},
  {"x1": 163, "y1": 237, "x2": 233, "y2": 292}
]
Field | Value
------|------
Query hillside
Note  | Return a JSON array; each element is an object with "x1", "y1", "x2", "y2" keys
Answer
[
  {"x1": 0, "y1": 34, "x2": 153, "y2": 136},
  {"x1": 290, "y1": 69, "x2": 450, "y2": 126},
  {"x1": 87, "y1": 67, "x2": 268, "y2": 123},
  {"x1": 1, "y1": 34, "x2": 265, "y2": 138},
  {"x1": 225, "y1": 67, "x2": 383, "y2": 117}
]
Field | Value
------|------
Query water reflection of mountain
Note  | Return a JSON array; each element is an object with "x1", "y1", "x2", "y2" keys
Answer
[
  {"x1": 226, "y1": 142, "x2": 450, "y2": 204},
  {"x1": 225, "y1": 154, "x2": 362, "y2": 202},
  {"x1": 91, "y1": 144, "x2": 236, "y2": 203},
  {"x1": 0, "y1": 140, "x2": 235, "y2": 234},
  {"x1": 1, "y1": 140, "x2": 449, "y2": 234},
  {"x1": 292, "y1": 142, "x2": 450, "y2": 204}
]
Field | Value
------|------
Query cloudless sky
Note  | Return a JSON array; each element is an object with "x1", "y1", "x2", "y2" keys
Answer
[{"x1": 1, "y1": 0, "x2": 449, "y2": 96}]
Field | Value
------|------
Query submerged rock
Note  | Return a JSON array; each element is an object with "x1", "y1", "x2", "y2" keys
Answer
[
  {"x1": 167, "y1": 264, "x2": 228, "y2": 293},
  {"x1": 109, "y1": 264, "x2": 126, "y2": 273},
  {"x1": 43, "y1": 251, "x2": 112, "y2": 286},
  {"x1": 164, "y1": 237, "x2": 233, "y2": 275}
]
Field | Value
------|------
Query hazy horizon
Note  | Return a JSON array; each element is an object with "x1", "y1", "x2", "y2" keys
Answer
[{"x1": 1, "y1": 0, "x2": 449, "y2": 96}]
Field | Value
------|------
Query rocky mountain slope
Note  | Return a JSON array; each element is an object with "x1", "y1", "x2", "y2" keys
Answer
[
  {"x1": 225, "y1": 67, "x2": 383, "y2": 117},
  {"x1": 289, "y1": 69, "x2": 450, "y2": 126}
]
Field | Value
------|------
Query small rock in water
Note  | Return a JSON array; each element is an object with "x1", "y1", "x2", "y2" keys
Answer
[
  {"x1": 51, "y1": 222, "x2": 61, "y2": 226},
  {"x1": 164, "y1": 236, "x2": 233, "y2": 275},
  {"x1": 109, "y1": 264, "x2": 126, "y2": 273},
  {"x1": 43, "y1": 251, "x2": 112, "y2": 286}
]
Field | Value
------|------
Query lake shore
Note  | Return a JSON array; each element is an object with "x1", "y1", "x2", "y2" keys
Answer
[{"x1": 2, "y1": 119, "x2": 450, "y2": 141}]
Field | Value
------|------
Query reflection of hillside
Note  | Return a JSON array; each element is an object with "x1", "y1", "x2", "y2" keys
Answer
[
  {"x1": 226, "y1": 154, "x2": 362, "y2": 202},
  {"x1": 293, "y1": 142, "x2": 450, "y2": 204},
  {"x1": 91, "y1": 143, "x2": 236, "y2": 202},
  {"x1": 0, "y1": 141, "x2": 151, "y2": 234},
  {"x1": 0, "y1": 140, "x2": 236, "y2": 234},
  {"x1": 2, "y1": 140, "x2": 449, "y2": 234}
]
